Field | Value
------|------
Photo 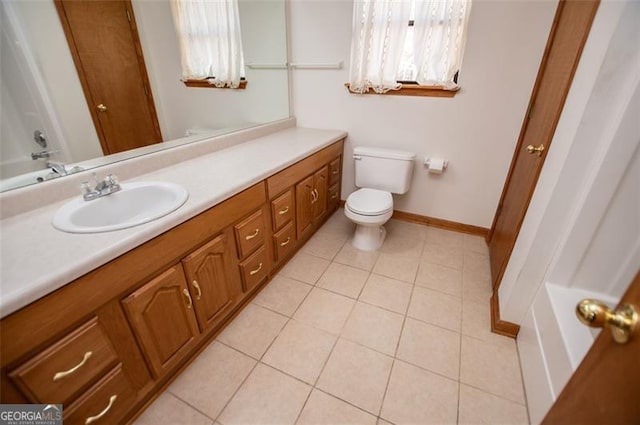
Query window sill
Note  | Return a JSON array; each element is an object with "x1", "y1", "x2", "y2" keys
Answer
[
  {"x1": 183, "y1": 79, "x2": 247, "y2": 89},
  {"x1": 344, "y1": 83, "x2": 458, "y2": 98}
]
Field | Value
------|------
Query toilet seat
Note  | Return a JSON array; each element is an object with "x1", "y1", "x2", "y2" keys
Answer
[{"x1": 346, "y1": 188, "x2": 393, "y2": 216}]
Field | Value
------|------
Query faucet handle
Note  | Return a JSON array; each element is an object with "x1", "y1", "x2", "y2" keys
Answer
[
  {"x1": 106, "y1": 174, "x2": 119, "y2": 185},
  {"x1": 80, "y1": 181, "x2": 92, "y2": 195}
]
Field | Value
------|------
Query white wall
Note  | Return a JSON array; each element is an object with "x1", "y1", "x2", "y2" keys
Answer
[
  {"x1": 133, "y1": 0, "x2": 290, "y2": 141},
  {"x1": 289, "y1": 0, "x2": 556, "y2": 228}
]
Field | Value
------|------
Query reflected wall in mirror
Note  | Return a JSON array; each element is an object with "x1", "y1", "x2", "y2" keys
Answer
[{"x1": 0, "y1": 0, "x2": 289, "y2": 192}]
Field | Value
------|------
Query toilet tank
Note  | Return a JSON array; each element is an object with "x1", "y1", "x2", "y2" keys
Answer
[{"x1": 354, "y1": 146, "x2": 416, "y2": 194}]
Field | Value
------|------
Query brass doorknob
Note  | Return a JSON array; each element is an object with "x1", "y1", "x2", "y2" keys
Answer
[
  {"x1": 97, "y1": 104, "x2": 108, "y2": 112},
  {"x1": 576, "y1": 299, "x2": 638, "y2": 344},
  {"x1": 526, "y1": 144, "x2": 545, "y2": 156}
]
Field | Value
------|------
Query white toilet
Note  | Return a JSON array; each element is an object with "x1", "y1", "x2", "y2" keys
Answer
[{"x1": 344, "y1": 146, "x2": 416, "y2": 251}]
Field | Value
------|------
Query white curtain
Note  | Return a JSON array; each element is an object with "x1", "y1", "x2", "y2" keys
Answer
[
  {"x1": 412, "y1": 0, "x2": 472, "y2": 89},
  {"x1": 348, "y1": 0, "x2": 411, "y2": 93},
  {"x1": 170, "y1": 0, "x2": 245, "y2": 88}
]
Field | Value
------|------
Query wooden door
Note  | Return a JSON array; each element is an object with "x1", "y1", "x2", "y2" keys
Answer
[
  {"x1": 182, "y1": 234, "x2": 235, "y2": 332},
  {"x1": 542, "y1": 271, "x2": 640, "y2": 424},
  {"x1": 313, "y1": 166, "x2": 328, "y2": 221},
  {"x1": 121, "y1": 265, "x2": 200, "y2": 378},
  {"x1": 55, "y1": 0, "x2": 162, "y2": 155},
  {"x1": 296, "y1": 175, "x2": 314, "y2": 239},
  {"x1": 488, "y1": 0, "x2": 599, "y2": 289}
]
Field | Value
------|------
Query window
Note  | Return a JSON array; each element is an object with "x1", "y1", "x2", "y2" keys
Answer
[
  {"x1": 170, "y1": 0, "x2": 246, "y2": 89},
  {"x1": 347, "y1": 0, "x2": 472, "y2": 96}
]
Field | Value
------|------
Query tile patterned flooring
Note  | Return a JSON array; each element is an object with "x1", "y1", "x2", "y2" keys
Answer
[{"x1": 135, "y1": 210, "x2": 529, "y2": 425}]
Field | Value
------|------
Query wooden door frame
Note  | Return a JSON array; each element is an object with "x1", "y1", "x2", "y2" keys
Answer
[
  {"x1": 488, "y1": 0, "x2": 600, "y2": 337},
  {"x1": 54, "y1": 0, "x2": 162, "y2": 155}
]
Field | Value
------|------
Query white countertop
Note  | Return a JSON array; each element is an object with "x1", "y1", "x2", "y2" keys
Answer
[{"x1": 0, "y1": 127, "x2": 346, "y2": 318}]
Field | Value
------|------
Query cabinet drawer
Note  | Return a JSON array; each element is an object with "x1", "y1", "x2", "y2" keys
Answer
[
  {"x1": 329, "y1": 157, "x2": 341, "y2": 186},
  {"x1": 271, "y1": 189, "x2": 294, "y2": 231},
  {"x1": 273, "y1": 222, "x2": 296, "y2": 263},
  {"x1": 9, "y1": 318, "x2": 119, "y2": 405},
  {"x1": 64, "y1": 365, "x2": 136, "y2": 425},
  {"x1": 328, "y1": 184, "x2": 340, "y2": 211},
  {"x1": 239, "y1": 246, "x2": 269, "y2": 292},
  {"x1": 234, "y1": 209, "x2": 267, "y2": 259}
]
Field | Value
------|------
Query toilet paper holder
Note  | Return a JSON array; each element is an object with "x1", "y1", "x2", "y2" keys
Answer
[{"x1": 424, "y1": 157, "x2": 448, "y2": 172}]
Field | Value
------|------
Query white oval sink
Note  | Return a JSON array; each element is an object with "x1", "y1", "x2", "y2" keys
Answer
[{"x1": 53, "y1": 181, "x2": 189, "y2": 233}]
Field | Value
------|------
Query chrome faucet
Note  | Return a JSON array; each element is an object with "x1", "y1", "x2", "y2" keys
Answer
[
  {"x1": 47, "y1": 161, "x2": 68, "y2": 176},
  {"x1": 81, "y1": 173, "x2": 121, "y2": 201},
  {"x1": 31, "y1": 150, "x2": 51, "y2": 160}
]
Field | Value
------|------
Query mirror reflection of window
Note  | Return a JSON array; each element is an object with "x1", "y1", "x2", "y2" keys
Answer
[{"x1": 170, "y1": 0, "x2": 246, "y2": 88}]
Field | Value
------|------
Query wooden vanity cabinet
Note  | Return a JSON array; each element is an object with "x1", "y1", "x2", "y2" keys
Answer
[
  {"x1": 122, "y1": 265, "x2": 200, "y2": 379},
  {"x1": 0, "y1": 140, "x2": 344, "y2": 424}
]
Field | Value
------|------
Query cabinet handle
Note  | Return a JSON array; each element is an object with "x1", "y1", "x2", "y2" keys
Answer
[
  {"x1": 332, "y1": 170, "x2": 339, "y2": 175},
  {"x1": 280, "y1": 237, "x2": 291, "y2": 247},
  {"x1": 311, "y1": 189, "x2": 317, "y2": 203},
  {"x1": 249, "y1": 262, "x2": 263, "y2": 275},
  {"x1": 331, "y1": 193, "x2": 338, "y2": 200},
  {"x1": 85, "y1": 394, "x2": 117, "y2": 424},
  {"x1": 183, "y1": 288, "x2": 193, "y2": 309},
  {"x1": 278, "y1": 206, "x2": 289, "y2": 215},
  {"x1": 53, "y1": 351, "x2": 93, "y2": 382},
  {"x1": 245, "y1": 228, "x2": 260, "y2": 240},
  {"x1": 192, "y1": 280, "x2": 202, "y2": 300}
]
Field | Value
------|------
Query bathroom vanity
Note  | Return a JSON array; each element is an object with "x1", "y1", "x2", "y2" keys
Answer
[{"x1": 0, "y1": 128, "x2": 344, "y2": 424}]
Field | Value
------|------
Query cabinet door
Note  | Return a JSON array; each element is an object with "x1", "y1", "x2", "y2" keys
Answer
[
  {"x1": 122, "y1": 265, "x2": 200, "y2": 378},
  {"x1": 182, "y1": 234, "x2": 235, "y2": 332},
  {"x1": 296, "y1": 175, "x2": 314, "y2": 239},
  {"x1": 313, "y1": 166, "x2": 328, "y2": 221}
]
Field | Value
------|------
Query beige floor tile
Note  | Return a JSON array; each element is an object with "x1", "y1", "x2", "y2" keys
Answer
[
  {"x1": 407, "y1": 287, "x2": 462, "y2": 332},
  {"x1": 168, "y1": 342, "x2": 256, "y2": 419},
  {"x1": 461, "y1": 299, "x2": 515, "y2": 349},
  {"x1": 380, "y1": 360, "x2": 458, "y2": 425},
  {"x1": 318, "y1": 208, "x2": 355, "y2": 236},
  {"x1": 252, "y1": 275, "x2": 312, "y2": 317},
  {"x1": 359, "y1": 273, "x2": 413, "y2": 314},
  {"x1": 279, "y1": 252, "x2": 331, "y2": 284},
  {"x1": 218, "y1": 364, "x2": 311, "y2": 425},
  {"x1": 372, "y1": 253, "x2": 420, "y2": 283},
  {"x1": 424, "y1": 227, "x2": 464, "y2": 248},
  {"x1": 385, "y1": 219, "x2": 428, "y2": 239},
  {"x1": 421, "y1": 243, "x2": 464, "y2": 270},
  {"x1": 380, "y1": 232, "x2": 425, "y2": 258},
  {"x1": 377, "y1": 419, "x2": 394, "y2": 425},
  {"x1": 458, "y1": 384, "x2": 529, "y2": 425},
  {"x1": 217, "y1": 304, "x2": 288, "y2": 359},
  {"x1": 463, "y1": 252, "x2": 491, "y2": 279},
  {"x1": 462, "y1": 272, "x2": 493, "y2": 304},
  {"x1": 301, "y1": 231, "x2": 348, "y2": 260},
  {"x1": 262, "y1": 320, "x2": 336, "y2": 384},
  {"x1": 463, "y1": 234, "x2": 489, "y2": 256},
  {"x1": 297, "y1": 389, "x2": 378, "y2": 425},
  {"x1": 316, "y1": 339, "x2": 393, "y2": 415},
  {"x1": 293, "y1": 287, "x2": 355, "y2": 334},
  {"x1": 460, "y1": 336, "x2": 526, "y2": 404},
  {"x1": 316, "y1": 262, "x2": 370, "y2": 298},
  {"x1": 396, "y1": 318, "x2": 460, "y2": 379},
  {"x1": 334, "y1": 241, "x2": 380, "y2": 271},
  {"x1": 341, "y1": 302, "x2": 404, "y2": 356},
  {"x1": 415, "y1": 260, "x2": 462, "y2": 297},
  {"x1": 134, "y1": 392, "x2": 212, "y2": 425}
]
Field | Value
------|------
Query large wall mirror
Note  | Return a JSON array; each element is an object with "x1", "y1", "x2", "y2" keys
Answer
[{"x1": 0, "y1": 0, "x2": 290, "y2": 192}]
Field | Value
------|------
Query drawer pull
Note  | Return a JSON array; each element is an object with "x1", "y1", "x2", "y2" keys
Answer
[
  {"x1": 245, "y1": 228, "x2": 260, "y2": 240},
  {"x1": 183, "y1": 288, "x2": 193, "y2": 309},
  {"x1": 192, "y1": 280, "x2": 202, "y2": 300},
  {"x1": 85, "y1": 394, "x2": 117, "y2": 424},
  {"x1": 332, "y1": 170, "x2": 339, "y2": 175},
  {"x1": 249, "y1": 263, "x2": 263, "y2": 275},
  {"x1": 280, "y1": 237, "x2": 291, "y2": 247},
  {"x1": 278, "y1": 207, "x2": 289, "y2": 215},
  {"x1": 53, "y1": 351, "x2": 92, "y2": 382},
  {"x1": 331, "y1": 194, "x2": 338, "y2": 200}
]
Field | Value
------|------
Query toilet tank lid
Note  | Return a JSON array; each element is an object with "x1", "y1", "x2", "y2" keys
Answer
[{"x1": 354, "y1": 146, "x2": 416, "y2": 161}]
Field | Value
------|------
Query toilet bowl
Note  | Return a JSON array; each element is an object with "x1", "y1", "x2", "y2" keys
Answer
[
  {"x1": 345, "y1": 188, "x2": 394, "y2": 251},
  {"x1": 344, "y1": 146, "x2": 415, "y2": 251}
]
